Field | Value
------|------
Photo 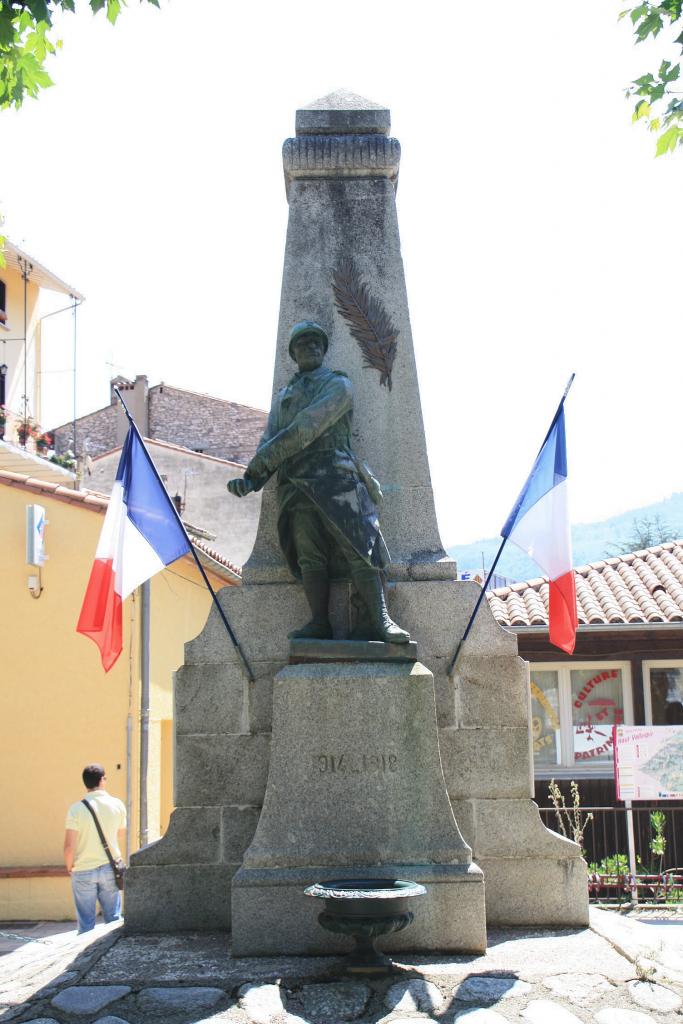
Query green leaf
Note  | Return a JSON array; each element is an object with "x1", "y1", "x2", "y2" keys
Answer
[
  {"x1": 90, "y1": 0, "x2": 107, "y2": 12},
  {"x1": 0, "y1": 9, "x2": 16, "y2": 46},
  {"x1": 636, "y1": 10, "x2": 664, "y2": 39},
  {"x1": 106, "y1": 0, "x2": 122, "y2": 23},
  {"x1": 26, "y1": 1, "x2": 50, "y2": 24},
  {"x1": 656, "y1": 123, "x2": 683, "y2": 154},
  {"x1": 633, "y1": 98, "x2": 652, "y2": 120},
  {"x1": 630, "y1": 2, "x2": 650, "y2": 23}
]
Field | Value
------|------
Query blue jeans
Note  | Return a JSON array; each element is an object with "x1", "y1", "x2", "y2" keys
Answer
[{"x1": 71, "y1": 864, "x2": 121, "y2": 933}]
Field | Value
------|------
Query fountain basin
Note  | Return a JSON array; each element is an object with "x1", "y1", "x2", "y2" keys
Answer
[{"x1": 304, "y1": 878, "x2": 426, "y2": 973}]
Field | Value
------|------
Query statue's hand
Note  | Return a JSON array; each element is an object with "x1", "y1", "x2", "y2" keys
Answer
[{"x1": 227, "y1": 477, "x2": 254, "y2": 498}]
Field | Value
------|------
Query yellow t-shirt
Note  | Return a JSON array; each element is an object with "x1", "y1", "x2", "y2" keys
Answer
[{"x1": 65, "y1": 790, "x2": 127, "y2": 873}]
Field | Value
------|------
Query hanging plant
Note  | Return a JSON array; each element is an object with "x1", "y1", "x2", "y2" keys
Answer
[
  {"x1": 17, "y1": 418, "x2": 38, "y2": 445},
  {"x1": 36, "y1": 430, "x2": 53, "y2": 452}
]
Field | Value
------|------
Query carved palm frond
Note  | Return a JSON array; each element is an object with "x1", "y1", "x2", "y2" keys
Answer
[{"x1": 332, "y1": 260, "x2": 399, "y2": 390}]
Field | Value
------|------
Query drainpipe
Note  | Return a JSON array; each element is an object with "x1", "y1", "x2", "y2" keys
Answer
[
  {"x1": 19, "y1": 257, "x2": 31, "y2": 436},
  {"x1": 72, "y1": 299, "x2": 77, "y2": 457},
  {"x1": 139, "y1": 579, "x2": 151, "y2": 848}
]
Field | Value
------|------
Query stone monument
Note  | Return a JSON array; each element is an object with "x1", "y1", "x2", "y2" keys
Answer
[{"x1": 125, "y1": 90, "x2": 588, "y2": 947}]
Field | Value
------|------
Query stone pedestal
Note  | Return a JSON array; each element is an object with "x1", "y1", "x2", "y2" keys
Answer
[{"x1": 231, "y1": 661, "x2": 486, "y2": 955}]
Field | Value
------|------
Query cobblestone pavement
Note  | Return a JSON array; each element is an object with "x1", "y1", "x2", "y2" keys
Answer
[{"x1": 0, "y1": 909, "x2": 681, "y2": 1024}]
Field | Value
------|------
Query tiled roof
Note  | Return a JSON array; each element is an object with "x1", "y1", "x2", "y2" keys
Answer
[
  {"x1": 3, "y1": 239, "x2": 84, "y2": 300},
  {"x1": 0, "y1": 468, "x2": 109, "y2": 509},
  {"x1": 488, "y1": 541, "x2": 683, "y2": 628},
  {"x1": 91, "y1": 436, "x2": 247, "y2": 470},
  {"x1": 0, "y1": 470, "x2": 241, "y2": 583},
  {"x1": 0, "y1": 440, "x2": 78, "y2": 487}
]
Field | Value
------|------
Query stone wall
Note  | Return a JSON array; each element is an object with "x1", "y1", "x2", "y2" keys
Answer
[
  {"x1": 51, "y1": 384, "x2": 267, "y2": 464},
  {"x1": 53, "y1": 403, "x2": 117, "y2": 458},
  {"x1": 90, "y1": 441, "x2": 261, "y2": 566},
  {"x1": 148, "y1": 386, "x2": 267, "y2": 464}
]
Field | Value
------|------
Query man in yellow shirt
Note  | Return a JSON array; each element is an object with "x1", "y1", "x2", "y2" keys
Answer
[{"x1": 64, "y1": 764, "x2": 126, "y2": 933}]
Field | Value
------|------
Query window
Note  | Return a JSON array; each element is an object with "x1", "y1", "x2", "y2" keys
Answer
[
  {"x1": 643, "y1": 661, "x2": 683, "y2": 725},
  {"x1": 530, "y1": 662, "x2": 633, "y2": 777},
  {"x1": 0, "y1": 279, "x2": 6, "y2": 324}
]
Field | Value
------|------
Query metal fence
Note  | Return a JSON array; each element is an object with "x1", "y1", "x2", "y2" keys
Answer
[{"x1": 539, "y1": 804, "x2": 683, "y2": 904}]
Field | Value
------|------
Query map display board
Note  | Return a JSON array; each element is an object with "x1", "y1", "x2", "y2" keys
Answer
[{"x1": 614, "y1": 725, "x2": 683, "y2": 800}]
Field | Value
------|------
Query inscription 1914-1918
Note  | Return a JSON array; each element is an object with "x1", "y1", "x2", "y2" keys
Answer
[{"x1": 315, "y1": 753, "x2": 398, "y2": 775}]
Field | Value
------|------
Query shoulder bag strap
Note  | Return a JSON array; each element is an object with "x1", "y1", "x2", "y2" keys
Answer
[{"x1": 81, "y1": 798, "x2": 117, "y2": 871}]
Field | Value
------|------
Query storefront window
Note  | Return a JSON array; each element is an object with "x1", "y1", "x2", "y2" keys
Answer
[
  {"x1": 530, "y1": 671, "x2": 561, "y2": 766},
  {"x1": 529, "y1": 662, "x2": 632, "y2": 776},
  {"x1": 644, "y1": 663, "x2": 683, "y2": 725},
  {"x1": 571, "y1": 668, "x2": 624, "y2": 764}
]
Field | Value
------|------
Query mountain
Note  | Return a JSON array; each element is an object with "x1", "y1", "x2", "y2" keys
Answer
[{"x1": 447, "y1": 493, "x2": 683, "y2": 584}]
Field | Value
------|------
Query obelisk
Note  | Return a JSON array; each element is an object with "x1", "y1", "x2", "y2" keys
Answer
[{"x1": 242, "y1": 89, "x2": 455, "y2": 586}]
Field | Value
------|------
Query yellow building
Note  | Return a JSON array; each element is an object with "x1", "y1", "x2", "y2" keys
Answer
[
  {"x1": 0, "y1": 464, "x2": 239, "y2": 921},
  {"x1": 0, "y1": 240, "x2": 83, "y2": 444}
]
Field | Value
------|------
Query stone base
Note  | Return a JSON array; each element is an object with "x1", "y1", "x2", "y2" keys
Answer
[
  {"x1": 289, "y1": 638, "x2": 418, "y2": 663},
  {"x1": 450, "y1": 797, "x2": 589, "y2": 927},
  {"x1": 231, "y1": 862, "x2": 486, "y2": 956},
  {"x1": 479, "y1": 856, "x2": 589, "y2": 927},
  {"x1": 125, "y1": 577, "x2": 587, "y2": 936},
  {"x1": 231, "y1": 660, "x2": 486, "y2": 955},
  {"x1": 124, "y1": 864, "x2": 236, "y2": 933}
]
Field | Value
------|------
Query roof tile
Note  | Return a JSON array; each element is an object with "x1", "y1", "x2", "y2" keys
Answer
[{"x1": 489, "y1": 540, "x2": 683, "y2": 629}]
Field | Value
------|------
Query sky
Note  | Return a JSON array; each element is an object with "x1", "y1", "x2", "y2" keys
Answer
[{"x1": 1, "y1": 0, "x2": 681, "y2": 549}]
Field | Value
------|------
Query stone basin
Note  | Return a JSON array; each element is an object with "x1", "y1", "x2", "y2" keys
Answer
[{"x1": 304, "y1": 878, "x2": 426, "y2": 973}]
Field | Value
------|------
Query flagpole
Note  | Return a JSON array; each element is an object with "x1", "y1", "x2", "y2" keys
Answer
[
  {"x1": 113, "y1": 387, "x2": 256, "y2": 684},
  {"x1": 447, "y1": 373, "x2": 576, "y2": 677},
  {"x1": 447, "y1": 540, "x2": 507, "y2": 676}
]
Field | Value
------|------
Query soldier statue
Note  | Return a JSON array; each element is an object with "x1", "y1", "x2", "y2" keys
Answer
[{"x1": 227, "y1": 321, "x2": 410, "y2": 644}]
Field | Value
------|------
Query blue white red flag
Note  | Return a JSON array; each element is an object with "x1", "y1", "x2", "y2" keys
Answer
[
  {"x1": 501, "y1": 400, "x2": 578, "y2": 654},
  {"x1": 77, "y1": 425, "x2": 191, "y2": 671}
]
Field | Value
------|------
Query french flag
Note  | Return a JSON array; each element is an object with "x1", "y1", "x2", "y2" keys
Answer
[
  {"x1": 77, "y1": 425, "x2": 191, "y2": 671},
  {"x1": 501, "y1": 395, "x2": 578, "y2": 655}
]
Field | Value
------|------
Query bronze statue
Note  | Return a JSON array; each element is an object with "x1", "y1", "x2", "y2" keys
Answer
[{"x1": 227, "y1": 321, "x2": 410, "y2": 644}]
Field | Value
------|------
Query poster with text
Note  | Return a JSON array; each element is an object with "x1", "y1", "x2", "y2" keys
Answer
[{"x1": 614, "y1": 725, "x2": 683, "y2": 800}]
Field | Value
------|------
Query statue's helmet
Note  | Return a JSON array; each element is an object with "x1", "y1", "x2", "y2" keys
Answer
[{"x1": 288, "y1": 320, "x2": 329, "y2": 359}]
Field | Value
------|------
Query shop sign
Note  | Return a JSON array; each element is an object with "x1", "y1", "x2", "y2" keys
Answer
[{"x1": 614, "y1": 725, "x2": 683, "y2": 799}]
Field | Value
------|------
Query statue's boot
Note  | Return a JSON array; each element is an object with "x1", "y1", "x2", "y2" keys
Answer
[
  {"x1": 289, "y1": 570, "x2": 333, "y2": 640},
  {"x1": 352, "y1": 570, "x2": 411, "y2": 644}
]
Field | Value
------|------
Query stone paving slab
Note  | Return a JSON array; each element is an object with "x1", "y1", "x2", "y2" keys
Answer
[
  {"x1": 594, "y1": 1009, "x2": 661, "y2": 1024},
  {"x1": 86, "y1": 934, "x2": 347, "y2": 987},
  {"x1": 2, "y1": 914, "x2": 683, "y2": 1024},
  {"x1": 403, "y1": 927, "x2": 635, "y2": 984},
  {"x1": 50, "y1": 985, "x2": 131, "y2": 1015},
  {"x1": 520, "y1": 1000, "x2": 584, "y2": 1023},
  {"x1": 542, "y1": 972, "x2": 615, "y2": 1003},
  {"x1": 384, "y1": 980, "x2": 443, "y2": 1013},
  {"x1": 453, "y1": 976, "x2": 533, "y2": 1002},
  {"x1": 591, "y1": 908, "x2": 683, "y2": 983},
  {"x1": 300, "y1": 981, "x2": 370, "y2": 1021}
]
